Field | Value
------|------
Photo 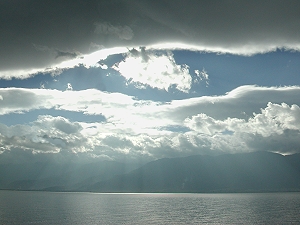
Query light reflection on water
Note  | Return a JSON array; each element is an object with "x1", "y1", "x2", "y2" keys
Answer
[{"x1": 0, "y1": 191, "x2": 300, "y2": 224}]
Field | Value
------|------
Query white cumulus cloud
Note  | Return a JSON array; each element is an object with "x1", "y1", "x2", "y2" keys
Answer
[{"x1": 113, "y1": 48, "x2": 193, "y2": 92}]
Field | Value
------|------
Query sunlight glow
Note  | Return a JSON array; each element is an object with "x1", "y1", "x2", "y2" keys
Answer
[{"x1": 0, "y1": 47, "x2": 129, "y2": 80}]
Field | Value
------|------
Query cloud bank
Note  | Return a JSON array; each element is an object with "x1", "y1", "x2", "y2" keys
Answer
[
  {"x1": 1, "y1": 85, "x2": 300, "y2": 161},
  {"x1": 1, "y1": 0, "x2": 300, "y2": 78}
]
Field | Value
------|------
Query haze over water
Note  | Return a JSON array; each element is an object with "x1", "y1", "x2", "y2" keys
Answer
[{"x1": 1, "y1": 191, "x2": 300, "y2": 224}]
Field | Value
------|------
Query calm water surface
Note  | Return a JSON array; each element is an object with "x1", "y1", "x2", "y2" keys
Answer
[{"x1": 0, "y1": 191, "x2": 300, "y2": 224}]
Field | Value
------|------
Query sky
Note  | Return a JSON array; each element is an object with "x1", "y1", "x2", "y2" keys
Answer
[{"x1": 1, "y1": 0, "x2": 300, "y2": 164}]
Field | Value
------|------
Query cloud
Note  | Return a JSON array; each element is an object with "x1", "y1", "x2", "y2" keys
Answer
[
  {"x1": 0, "y1": 116, "x2": 216, "y2": 162},
  {"x1": 55, "y1": 50, "x2": 79, "y2": 59},
  {"x1": 112, "y1": 48, "x2": 193, "y2": 92},
  {"x1": 162, "y1": 85, "x2": 300, "y2": 122},
  {"x1": 0, "y1": 47, "x2": 128, "y2": 80},
  {"x1": 33, "y1": 44, "x2": 80, "y2": 59},
  {"x1": 1, "y1": 0, "x2": 300, "y2": 78},
  {"x1": 38, "y1": 115, "x2": 82, "y2": 134},
  {"x1": 1, "y1": 85, "x2": 300, "y2": 130},
  {"x1": 245, "y1": 129, "x2": 300, "y2": 155},
  {"x1": 194, "y1": 69, "x2": 209, "y2": 86},
  {"x1": 94, "y1": 22, "x2": 134, "y2": 40},
  {"x1": 138, "y1": 0, "x2": 300, "y2": 54},
  {"x1": 183, "y1": 102, "x2": 300, "y2": 155},
  {"x1": 0, "y1": 88, "x2": 142, "y2": 131},
  {"x1": 1, "y1": 85, "x2": 300, "y2": 162},
  {"x1": 0, "y1": 115, "x2": 87, "y2": 154},
  {"x1": 185, "y1": 102, "x2": 300, "y2": 136},
  {"x1": 184, "y1": 114, "x2": 227, "y2": 135},
  {"x1": 2, "y1": 101, "x2": 299, "y2": 163},
  {"x1": 66, "y1": 83, "x2": 73, "y2": 91}
]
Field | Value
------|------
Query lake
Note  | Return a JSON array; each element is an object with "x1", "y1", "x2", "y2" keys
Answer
[{"x1": 0, "y1": 191, "x2": 299, "y2": 224}]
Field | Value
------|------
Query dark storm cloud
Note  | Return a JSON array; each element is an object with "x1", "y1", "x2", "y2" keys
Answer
[
  {"x1": 55, "y1": 50, "x2": 79, "y2": 59},
  {"x1": 1, "y1": 0, "x2": 300, "y2": 78},
  {"x1": 33, "y1": 44, "x2": 80, "y2": 59}
]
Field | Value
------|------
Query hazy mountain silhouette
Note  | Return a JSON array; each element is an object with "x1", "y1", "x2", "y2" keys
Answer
[
  {"x1": 86, "y1": 151, "x2": 300, "y2": 193},
  {"x1": 0, "y1": 161, "x2": 137, "y2": 191},
  {"x1": 1, "y1": 151, "x2": 300, "y2": 192}
]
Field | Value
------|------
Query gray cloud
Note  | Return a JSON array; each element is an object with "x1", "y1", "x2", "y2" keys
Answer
[
  {"x1": 94, "y1": 22, "x2": 134, "y2": 40},
  {"x1": 0, "y1": 115, "x2": 87, "y2": 156},
  {"x1": 39, "y1": 116, "x2": 82, "y2": 134},
  {"x1": 246, "y1": 129, "x2": 300, "y2": 154},
  {"x1": 55, "y1": 50, "x2": 79, "y2": 59},
  {"x1": 33, "y1": 44, "x2": 80, "y2": 59},
  {"x1": 1, "y1": 0, "x2": 300, "y2": 78}
]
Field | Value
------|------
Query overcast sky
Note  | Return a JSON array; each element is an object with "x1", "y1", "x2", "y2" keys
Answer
[{"x1": 1, "y1": 0, "x2": 300, "y2": 163}]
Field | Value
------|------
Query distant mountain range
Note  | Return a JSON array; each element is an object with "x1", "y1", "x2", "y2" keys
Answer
[{"x1": 1, "y1": 151, "x2": 300, "y2": 193}]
